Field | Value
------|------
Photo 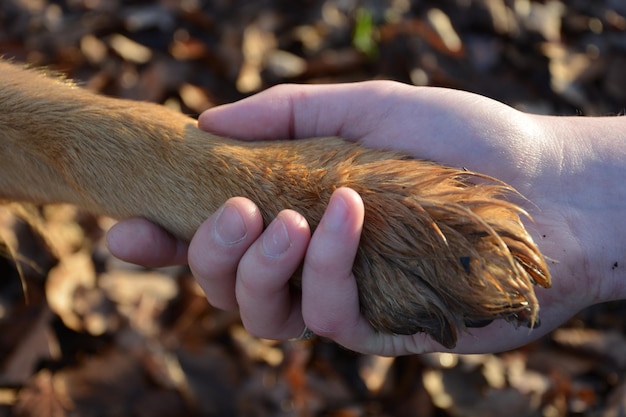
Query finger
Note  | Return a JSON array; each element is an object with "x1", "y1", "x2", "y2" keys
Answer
[
  {"x1": 295, "y1": 189, "x2": 452, "y2": 356},
  {"x1": 188, "y1": 198, "x2": 264, "y2": 311},
  {"x1": 197, "y1": 81, "x2": 405, "y2": 142},
  {"x1": 300, "y1": 188, "x2": 374, "y2": 343},
  {"x1": 297, "y1": 191, "x2": 443, "y2": 356},
  {"x1": 106, "y1": 218, "x2": 188, "y2": 267},
  {"x1": 235, "y1": 209, "x2": 311, "y2": 339}
]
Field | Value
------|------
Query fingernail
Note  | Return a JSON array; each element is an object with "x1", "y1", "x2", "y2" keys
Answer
[
  {"x1": 214, "y1": 203, "x2": 247, "y2": 245},
  {"x1": 323, "y1": 194, "x2": 349, "y2": 232},
  {"x1": 263, "y1": 217, "x2": 291, "y2": 258}
]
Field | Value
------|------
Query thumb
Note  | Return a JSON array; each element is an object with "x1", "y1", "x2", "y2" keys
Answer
[{"x1": 197, "y1": 82, "x2": 396, "y2": 141}]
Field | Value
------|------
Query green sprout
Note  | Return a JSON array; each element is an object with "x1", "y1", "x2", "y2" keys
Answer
[{"x1": 353, "y1": 7, "x2": 379, "y2": 59}]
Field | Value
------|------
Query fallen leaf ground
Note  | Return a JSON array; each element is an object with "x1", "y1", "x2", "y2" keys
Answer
[{"x1": 1, "y1": 1, "x2": 625, "y2": 416}]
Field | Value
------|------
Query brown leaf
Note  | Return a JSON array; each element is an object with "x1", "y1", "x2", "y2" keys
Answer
[
  {"x1": 46, "y1": 250, "x2": 119, "y2": 336},
  {"x1": 15, "y1": 370, "x2": 72, "y2": 417},
  {"x1": 55, "y1": 350, "x2": 148, "y2": 416},
  {"x1": 604, "y1": 381, "x2": 626, "y2": 417},
  {"x1": 552, "y1": 328, "x2": 626, "y2": 369},
  {"x1": 0, "y1": 307, "x2": 58, "y2": 386}
]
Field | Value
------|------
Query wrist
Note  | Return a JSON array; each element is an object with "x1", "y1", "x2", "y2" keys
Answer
[{"x1": 535, "y1": 114, "x2": 626, "y2": 305}]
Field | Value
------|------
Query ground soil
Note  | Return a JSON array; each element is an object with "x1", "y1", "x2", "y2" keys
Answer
[{"x1": 1, "y1": 1, "x2": 625, "y2": 416}]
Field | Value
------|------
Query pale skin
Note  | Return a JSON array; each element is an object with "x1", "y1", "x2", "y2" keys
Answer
[{"x1": 106, "y1": 81, "x2": 626, "y2": 356}]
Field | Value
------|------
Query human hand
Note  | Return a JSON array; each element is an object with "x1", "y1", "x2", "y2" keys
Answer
[{"x1": 107, "y1": 81, "x2": 626, "y2": 355}]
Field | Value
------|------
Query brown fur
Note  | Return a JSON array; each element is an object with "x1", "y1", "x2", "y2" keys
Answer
[{"x1": 0, "y1": 60, "x2": 550, "y2": 348}]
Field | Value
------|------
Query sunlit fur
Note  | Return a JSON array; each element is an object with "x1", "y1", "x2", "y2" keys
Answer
[{"x1": 0, "y1": 60, "x2": 550, "y2": 348}]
